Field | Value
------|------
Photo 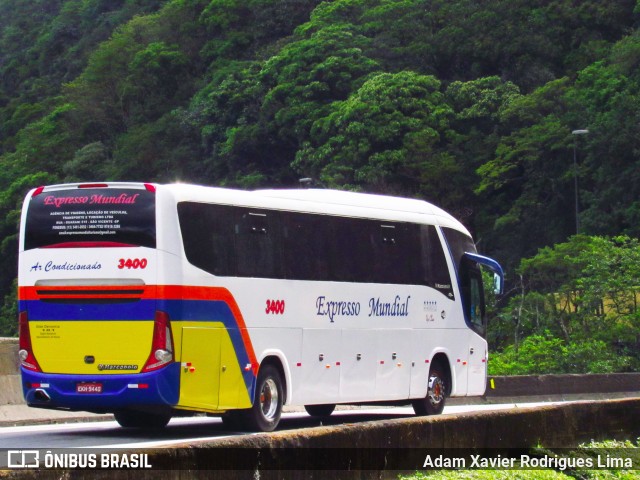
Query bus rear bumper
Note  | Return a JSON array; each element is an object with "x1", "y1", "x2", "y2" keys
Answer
[{"x1": 21, "y1": 364, "x2": 180, "y2": 413}]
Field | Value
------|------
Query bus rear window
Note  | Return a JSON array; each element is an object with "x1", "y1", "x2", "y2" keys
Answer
[{"x1": 23, "y1": 187, "x2": 156, "y2": 250}]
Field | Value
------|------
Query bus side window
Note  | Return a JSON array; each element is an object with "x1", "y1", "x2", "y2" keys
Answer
[
  {"x1": 282, "y1": 213, "x2": 330, "y2": 281},
  {"x1": 178, "y1": 202, "x2": 236, "y2": 276},
  {"x1": 421, "y1": 225, "x2": 454, "y2": 299},
  {"x1": 329, "y1": 216, "x2": 373, "y2": 282},
  {"x1": 371, "y1": 223, "x2": 421, "y2": 284},
  {"x1": 235, "y1": 210, "x2": 283, "y2": 278}
]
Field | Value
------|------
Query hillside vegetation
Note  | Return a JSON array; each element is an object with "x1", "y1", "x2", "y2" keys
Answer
[{"x1": 2, "y1": 0, "x2": 640, "y2": 372}]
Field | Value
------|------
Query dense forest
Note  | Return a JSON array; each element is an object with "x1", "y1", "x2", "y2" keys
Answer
[{"x1": 2, "y1": 0, "x2": 640, "y2": 373}]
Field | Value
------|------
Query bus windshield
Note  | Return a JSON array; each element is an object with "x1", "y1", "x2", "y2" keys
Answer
[{"x1": 23, "y1": 186, "x2": 156, "y2": 250}]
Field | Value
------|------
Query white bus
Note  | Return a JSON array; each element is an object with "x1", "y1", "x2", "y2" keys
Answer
[{"x1": 18, "y1": 182, "x2": 503, "y2": 431}]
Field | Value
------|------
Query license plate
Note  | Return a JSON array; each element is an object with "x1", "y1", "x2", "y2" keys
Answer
[{"x1": 76, "y1": 383, "x2": 103, "y2": 394}]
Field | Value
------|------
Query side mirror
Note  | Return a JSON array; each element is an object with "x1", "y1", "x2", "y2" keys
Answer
[
  {"x1": 493, "y1": 272, "x2": 503, "y2": 295},
  {"x1": 463, "y1": 252, "x2": 504, "y2": 295}
]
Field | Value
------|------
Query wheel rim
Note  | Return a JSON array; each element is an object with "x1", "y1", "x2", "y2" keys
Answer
[
  {"x1": 260, "y1": 378, "x2": 279, "y2": 420},
  {"x1": 427, "y1": 374, "x2": 445, "y2": 406}
]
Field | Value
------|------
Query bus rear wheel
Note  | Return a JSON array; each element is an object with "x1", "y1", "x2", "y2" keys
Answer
[
  {"x1": 241, "y1": 364, "x2": 283, "y2": 432},
  {"x1": 114, "y1": 409, "x2": 172, "y2": 429},
  {"x1": 412, "y1": 364, "x2": 447, "y2": 416},
  {"x1": 304, "y1": 404, "x2": 336, "y2": 417}
]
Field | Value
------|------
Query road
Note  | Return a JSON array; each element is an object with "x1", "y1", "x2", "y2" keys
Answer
[{"x1": 0, "y1": 402, "x2": 566, "y2": 451}]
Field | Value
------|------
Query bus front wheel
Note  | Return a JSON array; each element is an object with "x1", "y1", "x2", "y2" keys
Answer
[
  {"x1": 242, "y1": 364, "x2": 283, "y2": 432},
  {"x1": 412, "y1": 364, "x2": 447, "y2": 416}
]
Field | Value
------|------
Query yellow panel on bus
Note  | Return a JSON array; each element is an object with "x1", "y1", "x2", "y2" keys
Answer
[
  {"x1": 30, "y1": 321, "x2": 153, "y2": 374},
  {"x1": 177, "y1": 324, "x2": 252, "y2": 412}
]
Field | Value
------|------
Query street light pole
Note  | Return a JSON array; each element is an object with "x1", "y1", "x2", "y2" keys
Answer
[{"x1": 571, "y1": 129, "x2": 589, "y2": 234}]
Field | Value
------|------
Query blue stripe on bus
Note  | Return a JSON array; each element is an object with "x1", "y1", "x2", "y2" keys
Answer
[{"x1": 19, "y1": 299, "x2": 156, "y2": 321}]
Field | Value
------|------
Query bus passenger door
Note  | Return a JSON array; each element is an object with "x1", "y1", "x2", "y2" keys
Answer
[
  {"x1": 460, "y1": 253, "x2": 504, "y2": 396},
  {"x1": 461, "y1": 261, "x2": 487, "y2": 395},
  {"x1": 178, "y1": 327, "x2": 222, "y2": 410}
]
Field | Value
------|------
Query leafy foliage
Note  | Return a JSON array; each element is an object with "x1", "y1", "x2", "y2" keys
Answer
[
  {"x1": 296, "y1": 71, "x2": 453, "y2": 195},
  {"x1": 488, "y1": 236, "x2": 640, "y2": 374},
  {"x1": 489, "y1": 334, "x2": 633, "y2": 375}
]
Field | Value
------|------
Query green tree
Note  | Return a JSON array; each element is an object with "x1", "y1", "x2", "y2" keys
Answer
[
  {"x1": 184, "y1": 24, "x2": 380, "y2": 186},
  {"x1": 261, "y1": 25, "x2": 379, "y2": 144},
  {"x1": 0, "y1": 0, "x2": 165, "y2": 151},
  {"x1": 565, "y1": 41, "x2": 640, "y2": 237},
  {"x1": 444, "y1": 76, "x2": 522, "y2": 232},
  {"x1": 200, "y1": 0, "x2": 320, "y2": 61},
  {"x1": 476, "y1": 78, "x2": 577, "y2": 265},
  {"x1": 295, "y1": 71, "x2": 453, "y2": 198},
  {"x1": 489, "y1": 235, "x2": 640, "y2": 373}
]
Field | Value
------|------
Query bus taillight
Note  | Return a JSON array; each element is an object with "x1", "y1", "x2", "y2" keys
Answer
[
  {"x1": 142, "y1": 311, "x2": 174, "y2": 372},
  {"x1": 18, "y1": 311, "x2": 41, "y2": 372}
]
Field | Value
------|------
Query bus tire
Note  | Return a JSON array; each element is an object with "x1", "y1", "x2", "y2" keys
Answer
[
  {"x1": 304, "y1": 404, "x2": 335, "y2": 417},
  {"x1": 412, "y1": 364, "x2": 447, "y2": 416},
  {"x1": 114, "y1": 409, "x2": 172, "y2": 429},
  {"x1": 242, "y1": 364, "x2": 283, "y2": 432}
]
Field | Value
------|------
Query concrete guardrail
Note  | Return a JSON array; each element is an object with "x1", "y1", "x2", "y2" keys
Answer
[{"x1": 8, "y1": 398, "x2": 640, "y2": 479}]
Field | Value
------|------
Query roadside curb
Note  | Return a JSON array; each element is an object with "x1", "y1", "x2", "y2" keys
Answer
[
  {"x1": 0, "y1": 404, "x2": 113, "y2": 428},
  {"x1": 0, "y1": 415, "x2": 115, "y2": 428}
]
